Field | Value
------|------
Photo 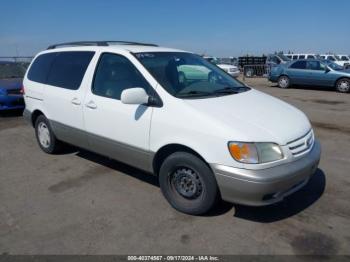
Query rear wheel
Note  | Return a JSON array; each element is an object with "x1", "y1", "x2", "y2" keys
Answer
[
  {"x1": 278, "y1": 75, "x2": 290, "y2": 89},
  {"x1": 335, "y1": 78, "x2": 350, "y2": 93},
  {"x1": 35, "y1": 115, "x2": 63, "y2": 154},
  {"x1": 159, "y1": 152, "x2": 219, "y2": 215},
  {"x1": 245, "y1": 68, "x2": 254, "y2": 78}
]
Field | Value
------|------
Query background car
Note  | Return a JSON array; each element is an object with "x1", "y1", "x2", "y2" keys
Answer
[
  {"x1": 284, "y1": 54, "x2": 318, "y2": 60},
  {"x1": 337, "y1": 55, "x2": 350, "y2": 69},
  {"x1": 203, "y1": 56, "x2": 240, "y2": 77},
  {"x1": 320, "y1": 54, "x2": 349, "y2": 68},
  {"x1": 268, "y1": 59, "x2": 350, "y2": 93},
  {"x1": 0, "y1": 61, "x2": 27, "y2": 111}
]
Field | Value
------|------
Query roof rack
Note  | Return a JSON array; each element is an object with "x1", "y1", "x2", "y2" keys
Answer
[{"x1": 47, "y1": 41, "x2": 158, "y2": 50}]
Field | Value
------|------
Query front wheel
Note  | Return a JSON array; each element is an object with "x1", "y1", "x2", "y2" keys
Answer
[
  {"x1": 159, "y1": 152, "x2": 219, "y2": 215},
  {"x1": 336, "y1": 78, "x2": 350, "y2": 93},
  {"x1": 278, "y1": 75, "x2": 290, "y2": 89}
]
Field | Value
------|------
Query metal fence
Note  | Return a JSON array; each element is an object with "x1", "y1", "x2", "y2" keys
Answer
[{"x1": 242, "y1": 65, "x2": 271, "y2": 80}]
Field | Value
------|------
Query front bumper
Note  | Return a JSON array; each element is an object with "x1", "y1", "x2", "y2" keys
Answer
[
  {"x1": 268, "y1": 74, "x2": 278, "y2": 82},
  {"x1": 0, "y1": 95, "x2": 25, "y2": 110},
  {"x1": 211, "y1": 140, "x2": 321, "y2": 206}
]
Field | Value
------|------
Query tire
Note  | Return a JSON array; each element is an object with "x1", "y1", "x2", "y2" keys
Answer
[
  {"x1": 35, "y1": 115, "x2": 63, "y2": 154},
  {"x1": 278, "y1": 75, "x2": 290, "y2": 89},
  {"x1": 159, "y1": 152, "x2": 219, "y2": 215},
  {"x1": 245, "y1": 69, "x2": 254, "y2": 78},
  {"x1": 335, "y1": 78, "x2": 350, "y2": 93}
]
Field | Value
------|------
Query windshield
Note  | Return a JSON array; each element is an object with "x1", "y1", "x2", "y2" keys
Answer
[
  {"x1": 340, "y1": 56, "x2": 349, "y2": 61},
  {"x1": 135, "y1": 52, "x2": 248, "y2": 98},
  {"x1": 0, "y1": 63, "x2": 27, "y2": 79},
  {"x1": 327, "y1": 56, "x2": 336, "y2": 61},
  {"x1": 325, "y1": 60, "x2": 344, "y2": 70}
]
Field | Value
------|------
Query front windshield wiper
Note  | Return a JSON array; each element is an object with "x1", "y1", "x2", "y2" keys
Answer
[
  {"x1": 176, "y1": 90, "x2": 213, "y2": 98},
  {"x1": 212, "y1": 87, "x2": 241, "y2": 94}
]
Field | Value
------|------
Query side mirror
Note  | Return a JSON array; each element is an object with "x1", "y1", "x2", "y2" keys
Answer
[
  {"x1": 325, "y1": 67, "x2": 330, "y2": 73},
  {"x1": 121, "y1": 88, "x2": 149, "y2": 105}
]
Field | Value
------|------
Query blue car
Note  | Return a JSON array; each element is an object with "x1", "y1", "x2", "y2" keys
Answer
[
  {"x1": 269, "y1": 59, "x2": 350, "y2": 93},
  {"x1": 0, "y1": 62, "x2": 27, "y2": 111}
]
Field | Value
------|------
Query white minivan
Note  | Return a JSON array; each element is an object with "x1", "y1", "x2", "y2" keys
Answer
[{"x1": 23, "y1": 41, "x2": 321, "y2": 215}]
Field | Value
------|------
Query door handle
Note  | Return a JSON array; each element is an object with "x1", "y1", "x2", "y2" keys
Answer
[
  {"x1": 85, "y1": 100, "x2": 97, "y2": 109},
  {"x1": 71, "y1": 98, "x2": 81, "y2": 105}
]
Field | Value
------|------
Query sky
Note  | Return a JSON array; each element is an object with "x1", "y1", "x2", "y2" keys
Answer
[{"x1": 0, "y1": 0, "x2": 349, "y2": 57}]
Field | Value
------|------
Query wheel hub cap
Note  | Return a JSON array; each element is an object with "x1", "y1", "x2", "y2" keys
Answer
[
  {"x1": 38, "y1": 122, "x2": 51, "y2": 148},
  {"x1": 339, "y1": 81, "x2": 349, "y2": 91},
  {"x1": 279, "y1": 78, "x2": 288, "y2": 88},
  {"x1": 172, "y1": 168, "x2": 203, "y2": 199}
]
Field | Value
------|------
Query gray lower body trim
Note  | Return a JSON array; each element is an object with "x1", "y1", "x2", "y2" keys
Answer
[
  {"x1": 23, "y1": 109, "x2": 32, "y2": 125},
  {"x1": 87, "y1": 132, "x2": 154, "y2": 173},
  {"x1": 211, "y1": 140, "x2": 321, "y2": 206},
  {"x1": 50, "y1": 120, "x2": 154, "y2": 173}
]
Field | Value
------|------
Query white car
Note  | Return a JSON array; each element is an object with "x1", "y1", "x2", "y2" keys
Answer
[
  {"x1": 320, "y1": 54, "x2": 350, "y2": 68},
  {"x1": 203, "y1": 56, "x2": 240, "y2": 77},
  {"x1": 337, "y1": 55, "x2": 350, "y2": 69},
  {"x1": 23, "y1": 41, "x2": 321, "y2": 215},
  {"x1": 284, "y1": 54, "x2": 318, "y2": 60}
]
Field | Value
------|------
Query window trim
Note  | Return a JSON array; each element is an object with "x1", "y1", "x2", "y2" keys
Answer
[{"x1": 90, "y1": 52, "x2": 159, "y2": 103}]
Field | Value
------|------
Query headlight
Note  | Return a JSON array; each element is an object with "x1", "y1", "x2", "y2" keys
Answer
[{"x1": 228, "y1": 142, "x2": 283, "y2": 164}]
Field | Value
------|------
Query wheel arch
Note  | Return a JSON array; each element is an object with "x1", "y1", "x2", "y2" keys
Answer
[
  {"x1": 152, "y1": 143, "x2": 211, "y2": 176},
  {"x1": 31, "y1": 109, "x2": 45, "y2": 127},
  {"x1": 335, "y1": 76, "x2": 350, "y2": 86}
]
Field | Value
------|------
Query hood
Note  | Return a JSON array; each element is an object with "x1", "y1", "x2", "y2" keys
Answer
[
  {"x1": 0, "y1": 78, "x2": 23, "y2": 90},
  {"x1": 339, "y1": 69, "x2": 350, "y2": 74},
  {"x1": 182, "y1": 89, "x2": 311, "y2": 145}
]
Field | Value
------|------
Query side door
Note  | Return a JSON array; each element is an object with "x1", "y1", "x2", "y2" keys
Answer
[
  {"x1": 43, "y1": 51, "x2": 95, "y2": 147},
  {"x1": 287, "y1": 60, "x2": 307, "y2": 85},
  {"x1": 305, "y1": 60, "x2": 331, "y2": 86},
  {"x1": 83, "y1": 52, "x2": 155, "y2": 172}
]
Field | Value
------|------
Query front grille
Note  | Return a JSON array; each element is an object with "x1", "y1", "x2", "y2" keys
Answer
[
  {"x1": 287, "y1": 129, "x2": 314, "y2": 156},
  {"x1": 7, "y1": 89, "x2": 22, "y2": 95}
]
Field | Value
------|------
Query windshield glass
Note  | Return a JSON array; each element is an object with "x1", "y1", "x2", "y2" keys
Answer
[
  {"x1": 325, "y1": 60, "x2": 344, "y2": 70},
  {"x1": 0, "y1": 63, "x2": 27, "y2": 79},
  {"x1": 135, "y1": 52, "x2": 248, "y2": 98},
  {"x1": 327, "y1": 56, "x2": 336, "y2": 61},
  {"x1": 340, "y1": 56, "x2": 349, "y2": 61}
]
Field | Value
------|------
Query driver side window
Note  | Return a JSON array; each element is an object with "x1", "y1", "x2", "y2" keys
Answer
[{"x1": 92, "y1": 53, "x2": 151, "y2": 100}]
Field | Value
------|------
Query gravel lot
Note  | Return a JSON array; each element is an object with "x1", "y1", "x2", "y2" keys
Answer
[{"x1": 0, "y1": 78, "x2": 349, "y2": 255}]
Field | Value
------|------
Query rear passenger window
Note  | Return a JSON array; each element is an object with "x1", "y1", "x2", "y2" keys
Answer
[
  {"x1": 92, "y1": 53, "x2": 151, "y2": 100},
  {"x1": 47, "y1": 52, "x2": 95, "y2": 90},
  {"x1": 290, "y1": 61, "x2": 306, "y2": 69},
  {"x1": 306, "y1": 61, "x2": 321, "y2": 70},
  {"x1": 307, "y1": 55, "x2": 315, "y2": 59},
  {"x1": 299, "y1": 55, "x2": 305, "y2": 59},
  {"x1": 292, "y1": 55, "x2": 298, "y2": 60},
  {"x1": 27, "y1": 53, "x2": 56, "y2": 84}
]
